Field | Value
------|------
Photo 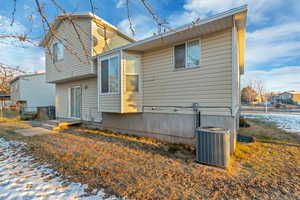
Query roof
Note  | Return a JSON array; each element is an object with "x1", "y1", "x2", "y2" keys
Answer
[
  {"x1": 283, "y1": 91, "x2": 300, "y2": 95},
  {"x1": 40, "y1": 12, "x2": 135, "y2": 46},
  {"x1": 96, "y1": 5, "x2": 247, "y2": 56},
  {"x1": 10, "y1": 72, "x2": 45, "y2": 84},
  {"x1": 271, "y1": 92, "x2": 280, "y2": 95}
]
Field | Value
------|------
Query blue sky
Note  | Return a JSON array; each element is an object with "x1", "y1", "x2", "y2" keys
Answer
[{"x1": 0, "y1": 0, "x2": 300, "y2": 92}]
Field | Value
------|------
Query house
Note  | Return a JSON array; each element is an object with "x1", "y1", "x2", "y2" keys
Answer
[
  {"x1": 10, "y1": 73, "x2": 55, "y2": 108},
  {"x1": 270, "y1": 92, "x2": 281, "y2": 104},
  {"x1": 280, "y1": 91, "x2": 300, "y2": 105},
  {"x1": 41, "y1": 6, "x2": 247, "y2": 153},
  {"x1": 0, "y1": 92, "x2": 10, "y2": 110}
]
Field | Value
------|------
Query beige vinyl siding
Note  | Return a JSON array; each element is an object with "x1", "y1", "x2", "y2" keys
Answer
[
  {"x1": 99, "y1": 94, "x2": 121, "y2": 112},
  {"x1": 92, "y1": 21, "x2": 131, "y2": 56},
  {"x1": 142, "y1": 28, "x2": 232, "y2": 116},
  {"x1": 109, "y1": 35, "x2": 132, "y2": 50},
  {"x1": 123, "y1": 93, "x2": 143, "y2": 113},
  {"x1": 91, "y1": 21, "x2": 108, "y2": 55},
  {"x1": 46, "y1": 19, "x2": 93, "y2": 83},
  {"x1": 55, "y1": 78, "x2": 101, "y2": 122}
]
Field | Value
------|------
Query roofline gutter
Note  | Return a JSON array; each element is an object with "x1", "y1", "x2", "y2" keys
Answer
[
  {"x1": 93, "y1": 5, "x2": 248, "y2": 59},
  {"x1": 122, "y1": 5, "x2": 248, "y2": 50}
]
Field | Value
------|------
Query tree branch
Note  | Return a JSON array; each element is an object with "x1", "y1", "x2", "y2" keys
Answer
[
  {"x1": 126, "y1": 0, "x2": 135, "y2": 36},
  {"x1": 0, "y1": 35, "x2": 36, "y2": 45},
  {"x1": 139, "y1": 0, "x2": 174, "y2": 34},
  {"x1": 10, "y1": 0, "x2": 17, "y2": 26},
  {"x1": 34, "y1": 0, "x2": 85, "y2": 67},
  {"x1": 50, "y1": 0, "x2": 91, "y2": 62}
]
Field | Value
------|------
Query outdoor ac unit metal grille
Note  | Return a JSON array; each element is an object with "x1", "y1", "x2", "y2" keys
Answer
[{"x1": 196, "y1": 128, "x2": 230, "y2": 168}]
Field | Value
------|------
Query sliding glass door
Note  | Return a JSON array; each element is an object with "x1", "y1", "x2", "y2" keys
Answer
[{"x1": 70, "y1": 86, "x2": 81, "y2": 119}]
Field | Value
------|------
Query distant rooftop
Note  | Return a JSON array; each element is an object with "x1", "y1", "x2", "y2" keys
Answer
[
  {"x1": 286, "y1": 91, "x2": 300, "y2": 95},
  {"x1": 10, "y1": 72, "x2": 45, "y2": 84}
]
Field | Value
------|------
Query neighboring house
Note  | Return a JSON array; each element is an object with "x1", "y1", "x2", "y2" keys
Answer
[
  {"x1": 280, "y1": 91, "x2": 300, "y2": 105},
  {"x1": 270, "y1": 92, "x2": 281, "y2": 104},
  {"x1": 10, "y1": 73, "x2": 55, "y2": 108},
  {"x1": 0, "y1": 92, "x2": 10, "y2": 110},
  {"x1": 41, "y1": 6, "x2": 247, "y2": 152}
]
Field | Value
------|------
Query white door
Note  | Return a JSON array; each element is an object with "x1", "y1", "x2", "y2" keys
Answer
[{"x1": 70, "y1": 87, "x2": 81, "y2": 119}]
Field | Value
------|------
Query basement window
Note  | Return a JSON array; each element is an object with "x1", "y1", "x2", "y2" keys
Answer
[
  {"x1": 174, "y1": 40, "x2": 200, "y2": 69},
  {"x1": 101, "y1": 56, "x2": 119, "y2": 94}
]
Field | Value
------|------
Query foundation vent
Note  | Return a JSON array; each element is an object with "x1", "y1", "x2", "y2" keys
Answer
[{"x1": 196, "y1": 127, "x2": 230, "y2": 168}]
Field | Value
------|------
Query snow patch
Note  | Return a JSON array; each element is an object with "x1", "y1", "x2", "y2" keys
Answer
[
  {"x1": 0, "y1": 138, "x2": 121, "y2": 200},
  {"x1": 243, "y1": 113, "x2": 300, "y2": 135}
]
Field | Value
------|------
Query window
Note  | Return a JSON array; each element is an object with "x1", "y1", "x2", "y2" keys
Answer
[
  {"x1": 186, "y1": 40, "x2": 200, "y2": 67},
  {"x1": 101, "y1": 56, "x2": 119, "y2": 93},
  {"x1": 174, "y1": 40, "x2": 200, "y2": 69},
  {"x1": 174, "y1": 44, "x2": 185, "y2": 68},
  {"x1": 125, "y1": 55, "x2": 140, "y2": 92},
  {"x1": 53, "y1": 40, "x2": 64, "y2": 62}
]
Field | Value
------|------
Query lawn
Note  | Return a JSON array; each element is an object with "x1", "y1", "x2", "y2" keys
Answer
[{"x1": 0, "y1": 118, "x2": 299, "y2": 199}]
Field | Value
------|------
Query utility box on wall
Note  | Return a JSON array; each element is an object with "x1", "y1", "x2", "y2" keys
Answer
[{"x1": 196, "y1": 127, "x2": 230, "y2": 168}]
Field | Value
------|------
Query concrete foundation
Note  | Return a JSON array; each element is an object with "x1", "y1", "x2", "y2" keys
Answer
[{"x1": 83, "y1": 112, "x2": 238, "y2": 153}]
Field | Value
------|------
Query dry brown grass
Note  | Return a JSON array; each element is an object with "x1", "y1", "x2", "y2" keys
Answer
[
  {"x1": 0, "y1": 119, "x2": 299, "y2": 199},
  {"x1": 0, "y1": 118, "x2": 32, "y2": 133},
  {"x1": 239, "y1": 118, "x2": 300, "y2": 144}
]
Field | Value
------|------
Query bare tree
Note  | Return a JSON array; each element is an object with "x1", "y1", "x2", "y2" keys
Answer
[
  {"x1": 241, "y1": 84, "x2": 258, "y2": 104},
  {"x1": 0, "y1": 0, "x2": 191, "y2": 73},
  {"x1": 242, "y1": 79, "x2": 268, "y2": 104},
  {"x1": 0, "y1": 63, "x2": 25, "y2": 94},
  {"x1": 253, "y1": 79, "x2": 267, "y2": 103},
  {"x1": 2, "y1": 0, "x2": 175, "y2": 43}
]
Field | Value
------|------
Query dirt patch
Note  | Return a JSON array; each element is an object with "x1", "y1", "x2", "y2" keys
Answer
[
  {"x1": 0, "y1": 119, "x2": 299, "y2": 199},
  {"x1": 14, "y1": 127, "x2": 55, "y2": 137}
]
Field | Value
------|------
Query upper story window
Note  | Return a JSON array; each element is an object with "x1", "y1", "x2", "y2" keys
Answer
[
  {"x1": 174, "y1": 40, "x2": 200, "y2": 69},
  {"x1": 101, "y1": 56, "x2": 119, "y2": 94},
  {"x1": 125, "y1": 55, "x2": 140, "y2": 92},
  {"x1": 53, "y1": 40, "x2": 64, "y2": 62}
]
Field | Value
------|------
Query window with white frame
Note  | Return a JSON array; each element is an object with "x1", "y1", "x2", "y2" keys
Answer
[
  {"x1": 174, "y1": 40, "x2": 200, "y2": 69},
  {"x1": 53, "y1": 40, "x2": 64, "y2": 62},
  {"x1": 101, "y1": 56, "x2": 119, "y2": 93},
  {"x1": 125, "y1": 55, "x2": 140, "y2": 92}
]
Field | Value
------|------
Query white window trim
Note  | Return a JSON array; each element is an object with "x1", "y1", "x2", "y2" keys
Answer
[
  {"x1": 173, "y1": 39, "x2": 201, "y2": 69},
  {"x1": 68, "y1": 85, "x2": 81, "y2": 119},
  {"x1": 53, "y1": 40, "x2": 64, "y2": 63},
  {"x1": 99, "y1": 55, "x2": 120, "y2": 95}
]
